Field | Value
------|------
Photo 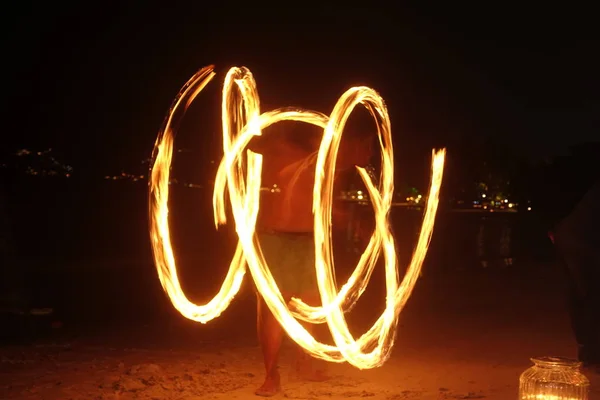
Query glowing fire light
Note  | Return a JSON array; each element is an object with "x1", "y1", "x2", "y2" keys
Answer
[{"x1": 149, "y1": 65, "x2": 446, "y2": 369}]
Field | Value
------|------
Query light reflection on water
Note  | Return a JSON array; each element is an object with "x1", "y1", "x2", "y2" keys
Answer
[
  {"x1": 345, "y1": 203, "x2": 543, "y2": 273},
  {"x1": 475, "y1": 216, "x2": 514, "y2": 268},
  {"x1": 0, "y1": 183, "x2": 556, "y2": 325}
]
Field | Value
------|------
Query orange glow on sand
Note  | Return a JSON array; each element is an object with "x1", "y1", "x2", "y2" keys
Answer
[{"x1": 149, "y1": 65, "x2": 446, "y2": 369}]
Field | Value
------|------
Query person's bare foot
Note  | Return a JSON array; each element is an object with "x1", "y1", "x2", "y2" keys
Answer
[{"x1": 255, "y1": 372, "x2": 281, "y2": 397}]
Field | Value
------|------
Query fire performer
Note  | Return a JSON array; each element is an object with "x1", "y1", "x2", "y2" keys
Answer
[{"x1": 248, "y1": 120, "x2": 373, "y2": 396}]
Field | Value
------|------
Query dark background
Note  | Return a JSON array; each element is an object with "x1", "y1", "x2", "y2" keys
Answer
[
  {"x1": 1, "y1": 3, "x2": 599, "y2": 332},
  {"x1": 3, "y1": 3, "x2": 598, "y2": 170}
]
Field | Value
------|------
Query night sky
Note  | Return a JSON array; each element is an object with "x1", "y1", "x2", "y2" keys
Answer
[{"x1": 3, "y1": 3, "x2": 598, "y2": 178}]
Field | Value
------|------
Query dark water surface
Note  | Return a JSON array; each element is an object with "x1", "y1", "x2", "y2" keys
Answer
[{"x1": 1, "y1": 180, "x2": 560, "y2": 343}]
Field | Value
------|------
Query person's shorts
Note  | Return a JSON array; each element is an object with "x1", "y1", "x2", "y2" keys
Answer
[{"x1": 256, "y1": 231, "x2": 317, "y2": 297}]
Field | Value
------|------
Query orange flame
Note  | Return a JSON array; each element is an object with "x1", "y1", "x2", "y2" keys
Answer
[{"x1": 149, "y1": 65, "x2": 446, "y2": 369}]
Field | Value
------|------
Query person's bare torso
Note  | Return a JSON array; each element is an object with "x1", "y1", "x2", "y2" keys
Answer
[{"x1": 258, "y1": 143, "x2": 317, "y2": 233}]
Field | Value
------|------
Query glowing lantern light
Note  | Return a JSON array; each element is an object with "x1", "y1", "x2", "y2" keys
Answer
[{"x1": 519, "y1": 357, "x2": 589, "y2": 399}]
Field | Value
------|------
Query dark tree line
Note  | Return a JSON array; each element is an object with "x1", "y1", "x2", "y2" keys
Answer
[
  {"x1": 441, "y1": 136, "x2": 600, "y2": 223},
  {"x1": 527, "y1": 142, "x2": 600, "y2": 230}
]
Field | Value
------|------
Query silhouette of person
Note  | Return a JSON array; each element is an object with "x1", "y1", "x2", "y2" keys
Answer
[{"x1": 553, "y1": 180, "x2": 600, "y2": 367}]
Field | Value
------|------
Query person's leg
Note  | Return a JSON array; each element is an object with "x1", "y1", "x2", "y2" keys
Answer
[
  {"x1": 255, "y1": 233, "x2": 285, "y2": 396},
  {"x1": 581, "y1": 257, "x2": 600, "y2": 366},
  {"x1": 255, "y1": 293, "x2": 284, "y2": 396},
  {"x1": 500, "y1": 223, "x2": 513, "y2": 266},
  {"x1": 476, "y1": 220, "x2": 487, "y2": 268},
  {"x1": 289, "y1": 235, "x2": 330, "y2": 381},
  {"x1": 561, "y1": 257, "x2": 594, "y2": 362},
  {"x1": 293, "y1": 309, "x2": 330, "y2": 381}
]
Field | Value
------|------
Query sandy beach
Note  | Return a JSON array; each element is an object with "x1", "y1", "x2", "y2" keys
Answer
[{"x1": 2, "y1": 259, "x2": 598, "y2": 400}]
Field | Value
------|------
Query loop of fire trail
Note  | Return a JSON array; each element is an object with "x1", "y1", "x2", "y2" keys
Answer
[{"x1": 149, "y1": 65, "x2": 446, "y2": 369}]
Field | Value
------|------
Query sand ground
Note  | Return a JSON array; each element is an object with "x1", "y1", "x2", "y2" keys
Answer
[{"x1": 1, "y1": 261, "x2": 599, "y2": 399}]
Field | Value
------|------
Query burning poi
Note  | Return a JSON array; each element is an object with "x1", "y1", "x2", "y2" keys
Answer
[{"x1": 149, "y1": 65, "x2": 446, "y2": 370}]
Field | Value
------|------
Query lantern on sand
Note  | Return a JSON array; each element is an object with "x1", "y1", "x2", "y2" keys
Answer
[{"x1": 519, "y1": 356, "x2": 590, "y2": 400}]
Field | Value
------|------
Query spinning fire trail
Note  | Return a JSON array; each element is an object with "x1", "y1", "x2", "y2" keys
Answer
[{"x1": 149, "y1": 65, "x2": 446, "y2": 369}]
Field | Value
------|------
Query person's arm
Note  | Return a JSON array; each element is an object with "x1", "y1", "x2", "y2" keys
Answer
[{"x1": 247, "y1": 134, "x2": 269, "y2": 154}]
